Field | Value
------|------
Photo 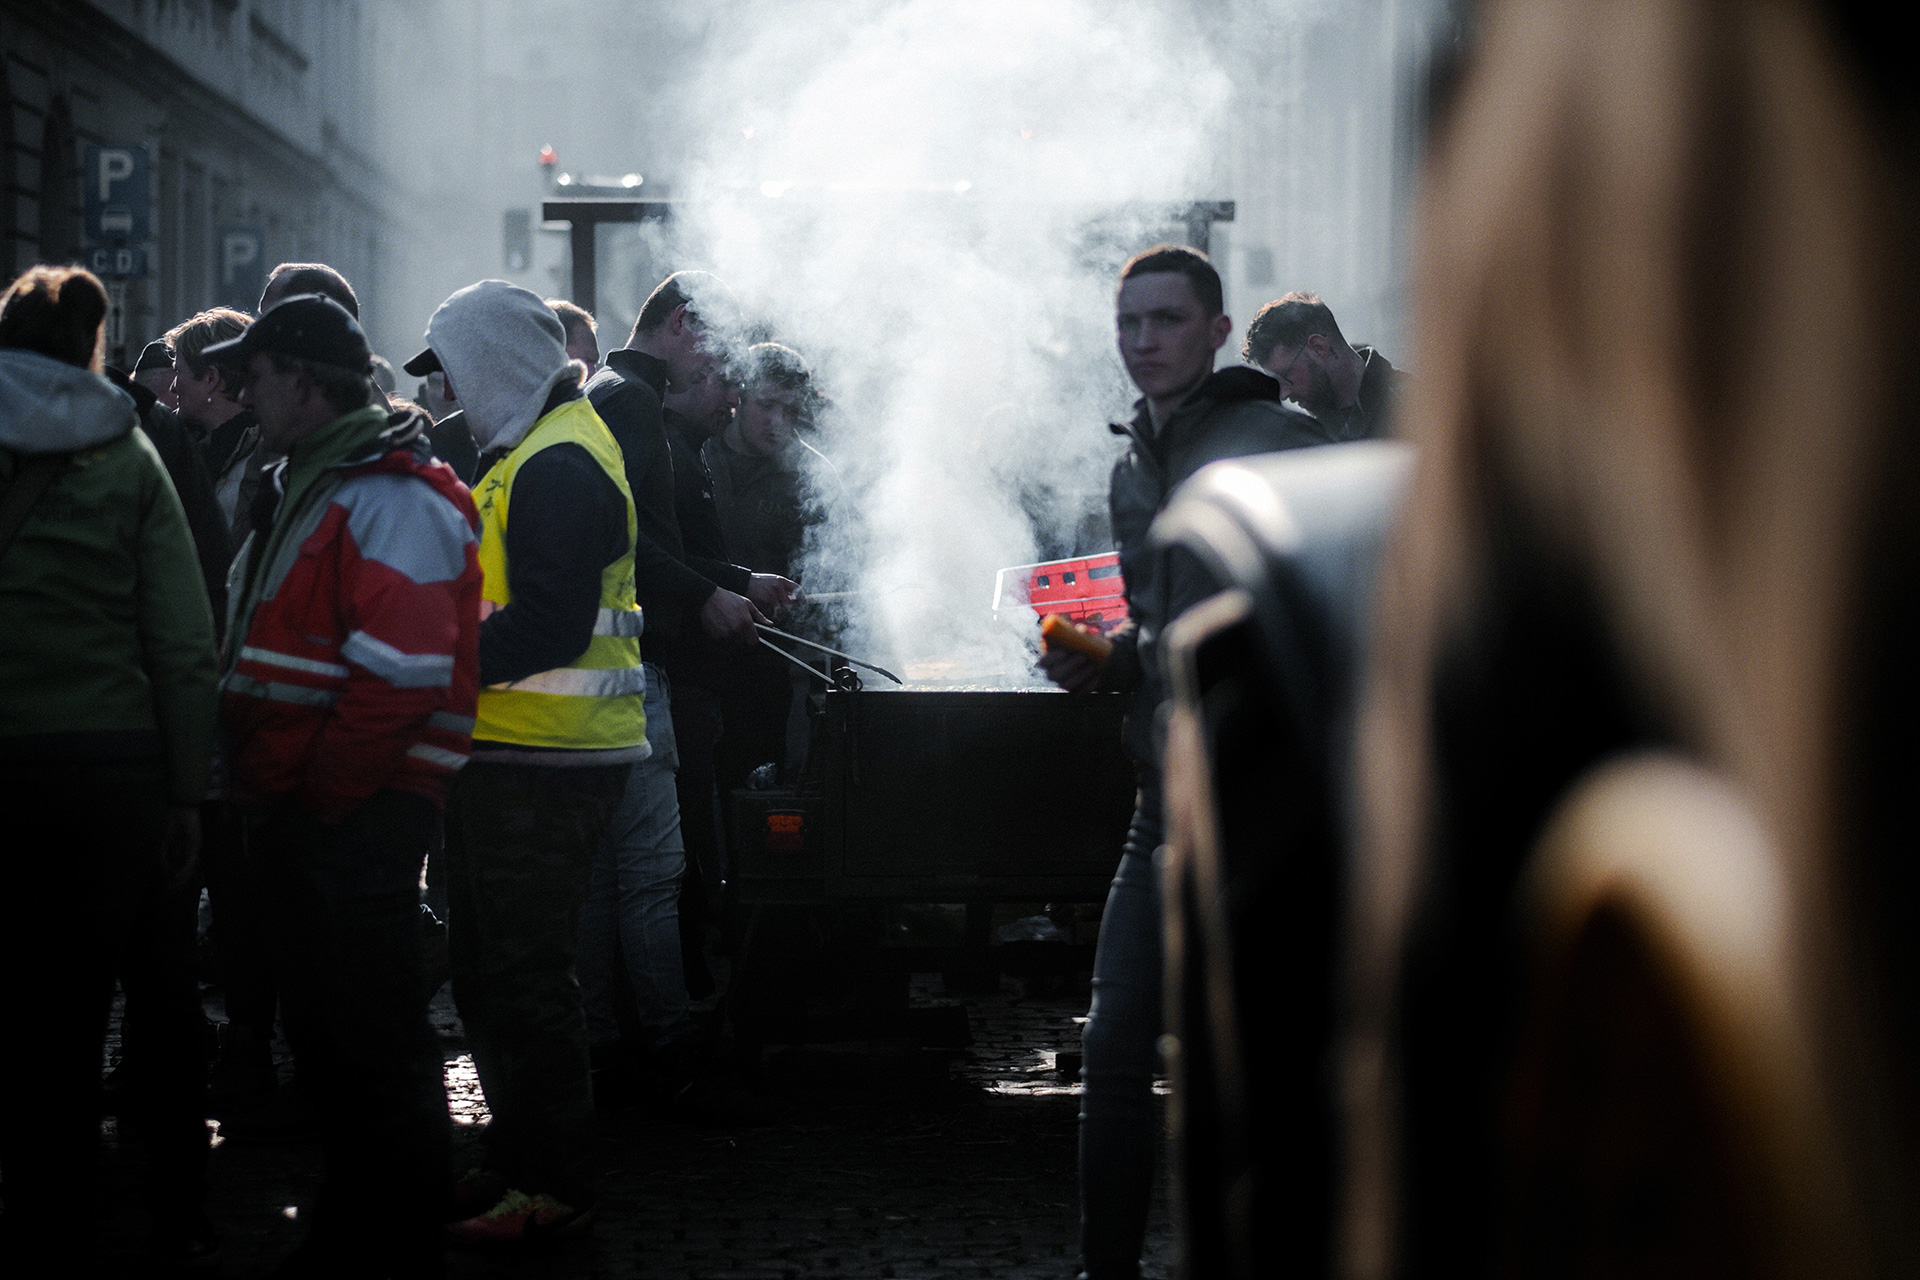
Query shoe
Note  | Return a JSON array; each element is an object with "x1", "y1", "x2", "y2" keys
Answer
[
  {"x1": 446, "y1": 1189, "x2": 594, "y2": 1246},
  {"x1": 215, "y1": 1082, "x2": 319, "y2": 1143},
  {"x1": 447, "y1": 1166, "x2": 509, "y2": 1220},
  {"x1": 419, "y1": 903, "x2": 451, "y2": 1001}
]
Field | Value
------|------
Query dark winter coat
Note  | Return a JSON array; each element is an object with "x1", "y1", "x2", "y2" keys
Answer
[
  {"x1": 1104, "y1": 364, "x2": 1335, "y2": 763},
  {"x1": 0, "y1": 349, "x2": 219, "y2": 805},
  {"x1": 586, "y1": 350, "x2": 750, "y2": 679}
]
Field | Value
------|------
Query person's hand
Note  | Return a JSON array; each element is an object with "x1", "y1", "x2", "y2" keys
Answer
[
  {"x1": 1038, "y1": 645, "x2": 1103, "y2": 694},
  {"x1": 162, "y1": 804, "x2": 202, "y2": 894},
  {"x1": 700, "y1": 587, "x2": 768, "y2": 643},
  {"x1": 745, "y1": 573, "x2": 800, "y2": 613}
]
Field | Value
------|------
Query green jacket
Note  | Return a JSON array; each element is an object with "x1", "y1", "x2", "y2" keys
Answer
[{"x1": 0, "y1": 349, "x2": 219, "y2": 804}]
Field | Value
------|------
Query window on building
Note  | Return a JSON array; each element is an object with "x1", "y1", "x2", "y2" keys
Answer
[{"x1": 38, "y1": 94, "x2": 78, "y2": 264}]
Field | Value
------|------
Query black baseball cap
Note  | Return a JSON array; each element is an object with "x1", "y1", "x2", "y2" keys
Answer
[
  {"x1": 133, "y1": 339, "x2": 174, "y2": 373},
  {"x1": 202, "y1": 294, "x2": 370, "y2": 372},
  {"x1": 402, "y1": 345, "x2": 441, "y2": 377}
]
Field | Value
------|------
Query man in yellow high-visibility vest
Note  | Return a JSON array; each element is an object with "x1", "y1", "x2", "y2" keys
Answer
[{"x1": 404, "y1": 280, "x2": 646, "y2": 1243}]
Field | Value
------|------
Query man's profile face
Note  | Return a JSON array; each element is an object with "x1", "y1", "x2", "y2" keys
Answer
[
  {"x1": 238, "y1": 353, "x2": 307, "y2": 452},
  {"x1": 564, "y1": 323, "x2": 599, "y2": 370},
  {"x1": 665, "y1": 359, "x2": 738, "y2": 438},
  {"x1": 739, "y1": 382, "x2": 803, "y2": 457},
  {"x1": 171, "y1": 356, "x2": 223, "y2": 428},
  {"x1": 1116, "y1": 271, "x2": 1229, "y2": 403},
  {"x1": 1260, "y1": 335, "x2": 1337, "y2": 414}
]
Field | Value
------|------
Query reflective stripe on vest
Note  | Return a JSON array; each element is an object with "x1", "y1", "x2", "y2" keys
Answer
[{"x1": 471, "y1": 396, "x2": 646, "y2": 751}]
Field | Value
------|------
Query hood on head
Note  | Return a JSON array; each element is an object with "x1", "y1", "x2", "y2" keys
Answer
[
  {"x1": 420, "y1": 280, "x2": 572, "y2": 453},
  {"x1": 0, "y1": 349, "x2": 137, "y2": 455}
]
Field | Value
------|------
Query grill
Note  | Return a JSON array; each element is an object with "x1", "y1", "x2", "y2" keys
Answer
[{"x1": 731, "y1": 686, "x2": 1135, "y2": 904}]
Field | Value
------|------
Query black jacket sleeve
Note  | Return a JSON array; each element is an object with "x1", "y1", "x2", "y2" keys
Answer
[
  {"x1": 592, "y1": 375, "x2": 730, "y2": 620},
  {"x1": 140, "y1": 405, "x2": 231, "y2": 639},
  {"x1": 478, "y1": 443, "x2": 629, "y2": 686}
]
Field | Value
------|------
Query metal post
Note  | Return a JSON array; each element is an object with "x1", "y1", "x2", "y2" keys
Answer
[
  {"x1": 107, "y1": 281, "x2": 127, "y2": 367},
  {"x1": 570, "y1": 221, "x2": 596, "y2": 314}
]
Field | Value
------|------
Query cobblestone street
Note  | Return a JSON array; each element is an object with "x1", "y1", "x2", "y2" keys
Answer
[{"x1": 96, "y1": 969, "x2": 1173, "y2": 1279}]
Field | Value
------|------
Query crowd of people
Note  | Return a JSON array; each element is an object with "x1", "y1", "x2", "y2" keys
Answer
[
  {"x1": 0, "y1": 259, "x2": 836, "y2": 1277},
  {"x1": 0, "y1": 242, "x2": 1393, "y2": 1278}
]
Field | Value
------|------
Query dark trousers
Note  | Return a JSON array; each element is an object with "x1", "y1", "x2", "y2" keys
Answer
[
  {"x1": 202, "y1": 798, "x2": 279, "y2": 1034},
  {"x1": 259, "y1": 790, "x2": 451, "y2": 1274},
  {"x1": 714, "y1": 646, "x2": 792, "y2": 789},
  {"x1": 670, "y1": 681, "x2": 726, "y2": 902},
  {"x1": 0, "y1": 759, "x2": 203, "y2": 1272},
  {"x1": 1080, "y1": 777, "x2": 1166, "y2": 1280},
  {"x1": 446, "y1": 759, "x2": 628, "y2": 1207},
  {"x1": 118, "y1": 868, "x2": 213, "y2": 1211},
  {"x1": 670, "y1": 683, "x2": 726, "y2": 987}
]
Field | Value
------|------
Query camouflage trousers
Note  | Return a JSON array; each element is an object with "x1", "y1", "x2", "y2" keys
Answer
[{"x1": 445, "y1": 759, "x2": 629, "y2": 1207}]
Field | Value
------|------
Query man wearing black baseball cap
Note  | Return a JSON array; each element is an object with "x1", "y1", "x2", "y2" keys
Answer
[
  {"x1": 209, "y1": 292, "x2": 479, "y2": 1276},
  {"x1": 132, "y1": 338, "x2": 179, "y2": 409}
]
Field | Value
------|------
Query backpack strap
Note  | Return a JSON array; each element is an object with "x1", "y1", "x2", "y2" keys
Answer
[{"x1": 0, "y1": 454, "x2": 68, "y2": 565}]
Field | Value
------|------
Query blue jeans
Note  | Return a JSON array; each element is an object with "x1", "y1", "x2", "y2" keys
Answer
[
  {"x1": 1080, "y1": 775, "x2": 1164, "y2": 1280},
  {"x1": 578, "y1": 664, "x2": 689, "y2": 1048}
]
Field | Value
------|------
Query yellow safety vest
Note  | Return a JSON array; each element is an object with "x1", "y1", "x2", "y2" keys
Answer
[{"x1": 472, "y1": 395, "x2": 646, "y2": 751}]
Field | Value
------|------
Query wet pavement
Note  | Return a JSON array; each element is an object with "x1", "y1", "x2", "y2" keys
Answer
[{"x1": 95, "y1": 967, "x2": 1174, "y2": 1278}]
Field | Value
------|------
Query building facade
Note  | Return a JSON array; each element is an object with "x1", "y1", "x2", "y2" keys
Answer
[{"x1": 2, "y1": 0, "x2": 435, "y2": 365}]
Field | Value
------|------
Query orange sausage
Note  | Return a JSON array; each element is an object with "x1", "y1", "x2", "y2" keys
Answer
[{"x1": 1040, "y1": 614, "x2": 1113, "y2": 662}]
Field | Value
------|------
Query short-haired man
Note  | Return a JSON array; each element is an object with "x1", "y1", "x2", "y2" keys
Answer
[
  {"x1": 210, "y1": 295, "x2": 480, "y2": 1275},
  {"x1": 1041, "y1": 245, "x2": 1332, "y2": 1280},
  {"x1": 166, "y1": 307, "x2": 257, "y2": 536},
  {"x1": 406, "y1": 279, "x2": 648, "y2": 1240},
  {"x1": 1241, "y1": 291, "x2": 1406, "y2": 440},
  {"x1": 547, "y1": 298, "x2": 599, "y2": 371},
  {"x1": 259, "y1": 262, "x2": 360, "y2": 317},
  {"x1": 704, "y1": 342, "x2": 842, "y2": 787}
]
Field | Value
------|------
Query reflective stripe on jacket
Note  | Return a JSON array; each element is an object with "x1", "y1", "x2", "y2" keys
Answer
[{"x1": 472, "y1": 396, "x2": 646, "y2": 751}]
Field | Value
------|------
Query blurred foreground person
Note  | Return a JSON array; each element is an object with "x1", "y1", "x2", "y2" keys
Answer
[
  {"x1": 0, "y1": 265, "x2": 219, "y2": 1271},
  {"x1": 1242, "y1": 291, "x2": 1405, "y2": 441},
  {"x1": 1346, "y1": 2, "x2": 1920, "y2": 1277},
  {"x1": 214, "y1": 295, "x2": 478, "y2": 1276},
  {"x1": 410, "y1": 280, "x2": 647, "y2": 1242},
  {"x1": 1041, "y1": 245, "x2": 1330, "y2": 1280}
]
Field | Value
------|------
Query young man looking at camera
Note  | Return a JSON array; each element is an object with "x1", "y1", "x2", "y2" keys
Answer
[{"x1": 1040, "y1": 245, "x2": 1331, "y2": 1280}]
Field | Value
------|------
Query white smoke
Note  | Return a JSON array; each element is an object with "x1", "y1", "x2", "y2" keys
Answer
[{"x1": 666, "y1": 0, "x2": 1233, "y2": 683}]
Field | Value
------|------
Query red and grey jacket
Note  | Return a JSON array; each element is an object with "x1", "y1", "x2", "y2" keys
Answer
[{"x1": 220, "y1": 408, "x2": 481, "y2": 822}]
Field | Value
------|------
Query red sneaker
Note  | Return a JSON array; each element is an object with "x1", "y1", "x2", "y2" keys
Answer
[{"x1": 446, "y1": 1190, "x2": 594, "y2": 1247}]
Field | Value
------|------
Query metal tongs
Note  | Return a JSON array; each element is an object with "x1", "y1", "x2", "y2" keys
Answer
[{"x1": 755, "y1": 622, "x2": 903, "y2": 685}]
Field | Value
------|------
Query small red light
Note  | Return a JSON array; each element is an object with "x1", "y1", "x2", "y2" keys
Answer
[
  {"x1": 765, "y1": 811, "x2": 805, "y2": 853},
  {"x1": 538, "y1": 145, "x2": 557, "y2": 168}
]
